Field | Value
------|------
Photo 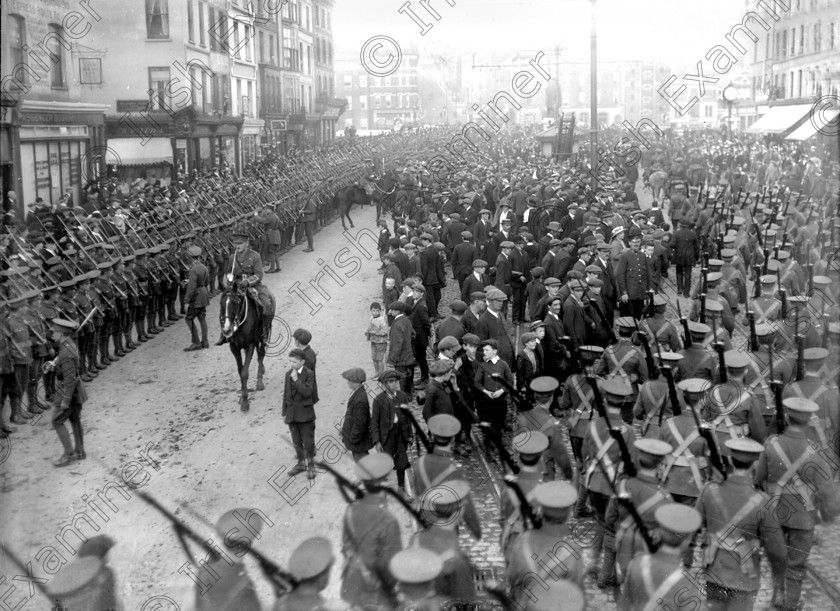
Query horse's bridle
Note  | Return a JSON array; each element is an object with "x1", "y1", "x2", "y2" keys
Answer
[{"x1": 222, "y1": 288, "x2": 249, "y2": 338}]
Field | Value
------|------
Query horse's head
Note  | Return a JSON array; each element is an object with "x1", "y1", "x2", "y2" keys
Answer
[{"x1": 221, "y1": 284, "x2": 247, "y2": 338}]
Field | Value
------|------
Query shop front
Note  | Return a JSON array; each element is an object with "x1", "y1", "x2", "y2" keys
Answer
[{"x1": 242, "y1": 118, "x2": 264, "y2": 169}]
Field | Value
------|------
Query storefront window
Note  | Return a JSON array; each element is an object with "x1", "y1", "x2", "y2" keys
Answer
[{"x1": 242, "y1": 135, "x2": 256, "y2": 166}]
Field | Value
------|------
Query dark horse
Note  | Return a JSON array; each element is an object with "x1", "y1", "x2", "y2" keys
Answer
[
  {"x1": 370, "y1": 171, "x2": 398, "y2": 220},
  {"x1": 220, "y1": 284, "x2": 268, "y2": 412},
  {"x1": 334, "y1": 185, "x2": 371, "y2": 230}
]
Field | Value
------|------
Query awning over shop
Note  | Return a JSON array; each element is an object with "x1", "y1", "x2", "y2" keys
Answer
[
  {"x1": 105, "y1": 138, "x2": 173, "y2": 166},
  {"x1": 745, "y1": 104, "x2": 812, "y2": 135},
  {"x1": 785, "y1": 109, "x2": 839, "y2": 140}
]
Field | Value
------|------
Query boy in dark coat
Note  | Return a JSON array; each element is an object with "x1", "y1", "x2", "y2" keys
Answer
[{"x1": 341, "y1": 368, "x2": 373, "y2": 461}]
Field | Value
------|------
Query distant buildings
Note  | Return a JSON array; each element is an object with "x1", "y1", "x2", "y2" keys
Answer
[{"x1": 1, "y1": 0, "x2": 344, "y2": 213}]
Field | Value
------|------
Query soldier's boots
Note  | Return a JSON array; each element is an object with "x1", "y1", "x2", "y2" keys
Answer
[
  {"x1": 288, "y1": 461, "x2": 306, "y2": 476},
  {"x1": 10, "y1": 397, "x2": 31, "y2": 424},
  {"x1": 73, "y1": 427, "x2": 86, "y2": 461},
  {"x1": 26, "y1": 386, "x2": 46, "y2": 415},
  {"x1": 53, "y1": 424, "x2": 76, "y2": 467},
  {"x1": 586, "y1": 527, "x2": 605, "y2": 578},
  {"x1": 596, "y1": 549, "x2": 618, "y2": 589}
]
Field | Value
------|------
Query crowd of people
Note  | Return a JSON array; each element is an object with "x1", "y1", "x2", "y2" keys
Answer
[{"x1": 2, "y1": 122, "x2": 840, "y2": 610}]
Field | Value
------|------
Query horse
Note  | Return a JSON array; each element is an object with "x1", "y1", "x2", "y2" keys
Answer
[
  {"x1": 370, "y1": 171, "x2": 398, "y2": 220},
  {"x1": 220, "y1": 284, "x2": 269, "y2": 412},
  {"x1": 648, "y1": 170, "x2": 668, "y2": 204},
  {"x1": 334, "y1": 185, "x2": 371, "y2": 230}
]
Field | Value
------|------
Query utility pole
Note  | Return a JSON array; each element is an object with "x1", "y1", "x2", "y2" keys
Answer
[{"x1": 590, "y1": 0, "x2": 598, "y2": 191}]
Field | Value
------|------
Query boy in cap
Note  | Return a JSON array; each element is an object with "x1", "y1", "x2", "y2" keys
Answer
[
  {"x1": 387, "y1": 301, "x2": 416, "y2": 394},
  {"x1": 370, "y1": 370, "x2": 414, "y2": 497},
  {"x1": 696, "y1": 438, "x2": 786, "y2": 610},
  {"x1": 282, "y1": 348, "x2": 319, "y2": 479},
  {"x1": 505, "y1": 481, "x2": 586, "y2": 604},
  {"x1": 341, "y1": 454, "x2": 403, "y2": 610},
  {"x1": 422, "y1": 359, "x2": 455, "y2": 423},
  {"x1": 46, "y1": 318, "x2": 88, "y2": 467},
  {"x1": 619, "y1": 504, "x2": 703, "y2": 611},
  {"x1": 460, "y1": 259, "x2": 490, "y2": 304},
  {"x1": 341, "y1": 368, "x2": 373, "y2": 462}
]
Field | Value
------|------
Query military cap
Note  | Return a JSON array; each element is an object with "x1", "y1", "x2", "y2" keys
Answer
[
  {"x1": 50, "y1": 318, "x2": 79, "y2": 331},
  {"x1": 720, "y1": 248, "x2": 736, "y2": 259},
  {"x1": 355, "y1": 453, "x2": 394, "y2": 481},
  {"x1": 783, "y1": 397, "x2": 819, "y2": 414},
  {"x1": 288, "y1": 348, "x2": 307, "y2": 360},
  {"x1": 586, "y1": 277, "x2": 603, "y2": 287},
  {"x1": 468, "y1": 291, "x2": 487, "y2": 304},
  {"x1": 704, "y1": 299, "x2": 724, "y2": 313},
  {"x1": 481, "y1": 338, "x2": 499, "y2": 350},
  {"x1": 812, "y1": 275, "x2": 830, "y2": 286},
  {"x1": 543, "y1": 276, "x2": 561, "y2": 287},
  {"x1": 513, "y1": 430, "x2": 549, "y2": 456},
  {"x1": 429, "y1": 359, "x2": 454, "y2": 377},
  {"x1": 449, "y1": 299, "x2": 467, "y2": 314},
  {"x1": 725, "y1": 438, "x2": 764, "y2": 463},
  {"x1": 765, "y1": 259, "x2": 781, "y2": 272},
  {"x1": 342, "y1": 367, "x2": 366, "y2": 383},
  {"x1": 678, "y1": 378, "x2": 710, "y2": 396},
  {"x1": 530, "y1": 376, "x2": 559, "y2": 393},
  {"x1": 754, "y1": 323, "x2": 775, "y2": 337},
  {"x1": 96, "y1": 260, "x2": 114, "y2": 270},
  {"x1": 635, "y1": 438, "x2": 672, "y2": 457},
  {"x1": 421, "y1": 479, "x2": 471, "y2": 514},
  {"x1": 529, "y1": 320, "x2": 547, "y2": 331},
  {"x1": 579, "y1": 345, "x2": 604, "y2": 361},
  {"x1": 462, "y1": 333, "x2": 481, "y2": 346},
  {"x1": 657, "y1": 351, "x2": 683, "y2": 363},
  {"x1": 500, "y1": 240, "x2": 514, "y2": 248},
  {"x1": 293, "y1": 328, "x2": 312, "y2": 344},
  {"x1": 472, "y1": 259, "x2": 488, "y2": 268},
  {"x1": 59, "y1": 278, "x2": 77, "y2": 289},
  {"x1": 389, "y1": 548, "x2": 443, "y2": 584},
  {"x1": 411, "y1": 283, "x2": 426, "y2": 294},
  {"x1": 706, "y1": 271, "x2": 723, "y2": 283},
  {"x1": 776, "y1": 250, "x2": 790, "y2": 261},
  {"x1": 616, "y1": 316, "x2": 636, "y2": 330},
  {"x1": 47, "y1": 556, "x2": 103, "y2": 599},
  {"x1": 652, "y1": 294, "x2": 668, "y2": 307},
  {"x1": 707, "y1": 260, "x2": 724, "y2": 269},
  {"x1": 787, "y1": 295, "x2": 808, "y2": 307},
  {"x1": 759, "y1": 274, "x2": 777, "y2": 285},
  {"x1": 188, "y1": 245, "x2": 202, "y2": 257},
  {"x1": 288, "y1": 537, "x2": 334, "y2": 581},
  {"x1": 687, "y1": 321, "x2": 710, "y2": 335},
  {"x1": 655, "y1": 503, "x2": 702, "y2": 535},
  {"x1": 533, "y1": 481, "x2": 577, "y2": 510},
  {"x1": 428, "y1": 414, "x2": 461, "y2": 438},
  {"x1": 531, "y1": 266, "x2": 545, "y2": 278},
  {"x1": 232, "y1": 228, "x2": 251, "y2": 239},
  {"x1": 731, "y1": 216, "x2": 745, "y2": 227},
  {"x1": 520, "y1": 331, "x2": 538, "y2": 344},
  {"x1": 724, "y1": 350, "x2": 751, "y2": 369},
  {"x1": 437, "y1": 336, "x2": 461, "y2": 351},
  {"x1": 378, "y1": 370, "x2": 403, "y2": 383},
  {"x1": 601, "y1": 379, "x2": 633, "y2": 403},
  {"x1": 803, "y1": 347, "x2": 829, "y2": 362},
  {"x1": 215, "y1": 507, "x2": 266, "y2": 548},
  {"x1": 484, "y1": 287, "x2": 507, "y2": 301},
  {"x1": 460, "y1": 230, "x2": 472, "y2": 239},
  {"x1": 525, "y1": 579, "x2": 585, "y2": 611}
]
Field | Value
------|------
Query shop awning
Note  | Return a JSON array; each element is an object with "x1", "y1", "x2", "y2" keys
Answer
[
  {"x1": 745, "y1": 104, "x2": 812, "y2": 135},
  {"x1": 105, "y1": 138, "x2": 173, "y2": 166},
  {"x1": 785, "y1": 109, "x2": 839, "y2": 140}
]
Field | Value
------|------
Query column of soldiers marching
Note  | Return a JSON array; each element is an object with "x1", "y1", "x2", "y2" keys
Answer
[{"x1": 2, "y1": 125, "x2": 839, "y2": 611}]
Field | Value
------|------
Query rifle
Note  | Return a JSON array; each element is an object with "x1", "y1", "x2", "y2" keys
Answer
[
  {"x1": 503, "y1": 476, "x2": 542, "y2": 530},
  {"x1": 795, "y1": 305, "x2": 805, "y2": 381},
  {"x1": 399, "y1": 406, "x2": 434, "y2": 454},
  {"x1": 478, "y1": 422, "x2": 520, "y2": 474},
  {"x1": 314, "y1": 460, "x2": 366, "y2": 503},
  {"x1": 807, "y1": 263, "x2": 814, "y2": 296},
  {"x1": 491, "y1": 372, "x2": 530, "y2": 412},
  {"x1": 593, "y1": 455, "x2": 658, "y2": 552},
  {"x1": 378, "y1": 486, "x2": 431, "y2": 528},
  {"x1": 660, "y1": 365, "x2": 682, "y2": 418},
  {"x1": 586, "y1": 375, "x2": 636, "y2": 478},
  {"x1": 677, "y1": 300, "x2": 692, "y2": 348},
  {"x1": 137, "y1": 491, "x2": 298, "y2": 596},
  {"x1": 714, "y1": 327, "x2": 728, "y2": 384},
  {"x1": 633, "y1": 316, "x2": 659, "y2": 380},
  {"x1": 683, "y1": 383, "x2": 728, "y2": 480},
  {"x1": 699, "y1": 292, "x2": 707, "y2": 324},
  {"x1": 762, "y1": 248, "x2": 770, "y2": 275},
  {"x1": 768, "y1": 344, "x2": 785, "y2": 435},
  {"x1": 779, "y1": 287, "x2": 787, "y2": 321},
  {"x1": 753, "y1": 265, "x2": 762, "y2": 299},
  {"x1": 747, "y1": 311, "x2": 759, "y2": 352}
]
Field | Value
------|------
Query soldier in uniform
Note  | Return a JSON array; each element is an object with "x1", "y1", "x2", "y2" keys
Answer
[
  {"x1": 341, "y1": 453, "x2": 403, "y2": 610},
  {"x1": 194, "y1": 509, "x2": 264, "y2": 611},
  {"x1": 46, "y1": 318, "x2": 87, "y2": 467},
  {"x1": 517, "y1": 375, "x2": 571, "y2": 481},
  {"x1": 500, "y1": 431, "x2": 549, "y2": 556},
  {"x1": 1, "y1": 300, "x2": 23, "y2": 435},
  {"x1": 782, "y1": 347, "x2": 839, "y2": 456},
  {"x1": 274, "y1": 537, "x2": 347, "y2": 611},
  {"x1": 183, "y1": 245, "x2": 210, "y2": 351},
  {"x1": 582, "y1": 379, "x2": 638, "y2": 580},
  {"x1": 412, "y1": 479, "x2": 476, "y2": 603},
  {"x1": 619, "y1": 504, "x2": 704, "y2": 611},
  {"x1": 74, "y1": 272, "x2": 99, "y2": 381},
  {"x1": 632, "y1": 352, "x2": 685, "y2": 438},
  {"x1": 93, "y1": 261, "x2": 118, "y2": 367},
  {"x1": 595, "y1": 317, "x2": 648, "y2": 421},
  {"x1": 614, "y1": 227, "x2": 651, "y2": 319},
  {"x1": 754, "y1": 398, "x2": 840, "y2": 611},
  {"x1": 697, "y1": 438, "x2": 787, "y2": 611},
  {"x1": 21, "y1": 290, "x2": 50, "y2": 414},
  {"x1": 604, "y1": 438, "x2": 673, "y2": 589},
  {"x1": 505, "y1": 480, "x2": 585, "y2": 605},
  {"x1": 388, "y1": 548, "x2": 449, "y2": 611},
  {"x1": 640, "y1": 294, "x2": 681, "y2": 352},
  {"x1": 258, "y1": 203, "x2": 283, "y2": 273},
  {"x1": 678, "y1": 321, "x2": 717, "y2": 380}
]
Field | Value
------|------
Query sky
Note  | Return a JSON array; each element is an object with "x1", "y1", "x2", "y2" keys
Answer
[{"x1": 333, "y1": 0, "x2": 749, "y2": 66}]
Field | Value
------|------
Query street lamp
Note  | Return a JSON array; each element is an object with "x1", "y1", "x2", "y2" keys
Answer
[{"x1": 722, "y1": 83, "x2": 739, "y2": 139}]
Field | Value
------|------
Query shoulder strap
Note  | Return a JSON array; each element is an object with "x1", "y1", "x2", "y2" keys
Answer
[
  {"x1": 641, "y1": 566, "x2": 690, "y2": 611},
  {"x1": 768, "y1": 437, "x2": 817, "y2": 510}
]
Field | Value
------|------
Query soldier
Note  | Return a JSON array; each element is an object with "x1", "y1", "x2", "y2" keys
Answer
[
  {"x1": 782, "y1": 347, "x2": 839, "y2": 456},
  {"x1": 517, "y1": 375, "x2": 571, "y2": 481},
  {"x1": 500, "y1": 430, "x2": 549, "y2": 555},
  {"x1": 505, "y1": 481, "x2": 586, "y2": 605},
  {"x1": 615, "y1": 227, "x2": 651, "y2": 319},
  {"x1": 74, "y1": 273, "x2": 98, "y2": 381},
  {"x1": 274, "y1": 537, "x2": 347, "y2": 611},
  {"x1": 183, "y1": 245, "x2": 210, "y2": 351},
  {"x1": 595, "y1": 317, "x2": 648, "y2": 421},
  {"x1": 720, "y1": 248, "x2": 747, "y2": 310},
  {"x1": 697, "y1": 438, "x2": 786, "y2": 611},
  {"x1": 640, "y1": 294, "x2": 681, "y2": 352},
  {"x1": 1, "y1": 300, "x2": 21, "y2": 436},
  {"x1": 701, "y1": 300, "x2": 733, "y2": 351},
  {"x1": 46, "y1": 318, "x2": 87, "y2": 467},
  {"x1": 604, "y1": 438, "x2": 673, "y2": 589},
  {"x1": 6, "y1": 294, "x2": 33, "y2": 422},
  {"x1": 678, "y1": 321, "x2": 717, "y2": 380},
  {"x1": 341, "y1": 453, "x2": 403, "y2": 610},
  {"x1": 93, "y1": 261, "x2": 118, "y2": 367},
  {"x1": 21, "y1": 290, "x2": 50, "y2": 414},
  {"x1": 582, "y1": 379, "x2": 638, "y2": 580},
  {"x1": 632, "y1": 352, "x2": 685, "y2": 438},
  {"x1": 194, "y1": 509, "x2": 264, "y2": 611},
  {"x1": 754, "y1": 398, "x2": 840, "y2": 611},
  {"x1": 414, "y1": 414, "x2": 481, "y2": 539},
  {"x1": 388, "y1": 548, "x2": 449, "y2": 611},
  {"x1": 258, "y1": 203, "x2": 283, "y2": 273},
  {"x1": 412, "y1": 479, "x2": 476, "y2": 603},
  {"x1": 619, "y1": 504, "x2": 704, "y2": 611}
]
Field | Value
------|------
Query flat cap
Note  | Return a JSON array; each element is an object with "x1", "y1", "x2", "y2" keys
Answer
[
  {"x1": 543, "y1": 277, "x2": 561, "y2": 286},
  {"x1": 484, "y1": 287, "x2": 507, "y2": 301},
  {"x1": 460, "y1": 230, "x2": 472, "y2": 239},
  {"x1": 378, "y1": 370, "x2": 403, "y2": 383},
  {"x1": 429, "y1": 359, "x2": 454, "y2": 376},
  {"x1": 341, "y1": 367, "x2": 366, "y2": 383},
  {"x1": 288, "y1": 348, "x2": 307, "y2": 360},
  {"x1": 449, "y1": 299, "x2": 467, "y2": 314},
  {"x1": 472, "y1": 259, "x2": 488, "y2": 267},
  {"x1": 462, "y1": 333, "x2": 481, "y2": 346},
  {"x1": 587, "y1": 277, "x2": 603, "y2": 287},
  {"x1": 411, "y1": 283, "x2": 426, "y2": 293},
  {"x1": 388, "y1": 300, "x2": 407, "y2": 312},
  {"x1": 428, "y1": 413, "x2": 461, "y2": 437},
  {"x1": 500, "y1": 240, "x2": 514, "y2": 248},
  {"x1": 420, "y1": 232, "x2": 433, "y2": 241},
  {"x1": 513, "y1": 430, "x2": 549, "y2": 456},
  {"x1": 355, "y1": 453, "x2": 394, "y2": 482},
  {"x1": 480, "y1": 338, "x2": 499, "y2": 350},
  {"x1": 520, "y1": 331, "x2": 538, "y2": 344}
]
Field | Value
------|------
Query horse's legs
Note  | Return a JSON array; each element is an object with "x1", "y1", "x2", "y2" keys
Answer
[
  {"x1": 256, "y1": 336, "x2": 267, "y2": 392},
  {"x1": 230, "y1": 345, "x2": 249, "y2": 411},
  {"x1": 240, "y1": 345, "x2": 255, "y2": 411},
  {"x1": 347, "y1": 209, "x2": 354, "y2": 228},
  {"x1": 340, "y1": 210, "x2": 348, "y2": 231}
]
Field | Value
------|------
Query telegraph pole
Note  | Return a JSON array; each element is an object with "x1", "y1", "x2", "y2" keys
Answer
[{"x1": 590, "y1": 0, "x2": 599, "y2": 190}]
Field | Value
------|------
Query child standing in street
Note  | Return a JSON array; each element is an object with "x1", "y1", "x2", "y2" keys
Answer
[{"x1": 366, "y1": 302, "x2": 389, "y2": 377}]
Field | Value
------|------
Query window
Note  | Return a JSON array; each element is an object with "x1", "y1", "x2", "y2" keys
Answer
[
  {"x1": 798, "y1": 69, "x2": 803, "y2": 97},
  {"x1": 305, "y1": 6, "x2": 310, "y2": 29},
  {"x1": 282, "y1": 27, "x2": 294, "y2": 68},
  {"x1": 233, "y1": 22, "x2": 240, "y2": 58},
  {"x1": 306, "y1": 45, "x2": 311, "y2": 74},
  {"x1": 199, "y1": 2, "x2": 206, "y2": 46},
  {"x1": 191, "y1": 66, "x2": 200, "y2": 107},
  {"x1": 244, "y1": 25, "x2": 251, "y2": 61},
  {"x1": 269, "y1": 34, "x2": 276, "y2": 64},
  {"x1": 800, "y1": 25, "x2": 804, "y2": 53},
  {"x1": 359, "y1": 95, "x2": 367, "y2": 109},
  {"x1": 385, "y1": 94, "x2": 391, "y2": 108},
  {"x1": 704, "y1": 105, "x2": 713, "y2": 118},
  {"x1": 9, "y1": 15, "x2": 26, "y2": 80},
  {"x1": 347, "y1": 97, "x2": 352, "y2": 111},
  {"x1": 209, "y1": 8, "x2": 216, "y2": 50},
  {"x1": 202, "y1": 69, "x2": 211, "y2": 110},
  {"x1": 344, "y1": 74, "x2": 352, "y2": 87},
  {"x1": 149, "y1": 67, "x2": 170, "y2": 109},
  {"x1": 327, "y1": 42, "x2": 332, "y2": 66},
  {"x1": 187, "y1": 0, "x2": 194, "y2": 42},
  {"x1": 79, "y1": 58, "x2": 102, "y2": 84},
  {"x1": 236, "y1": 78, "x2": 242, "y2": 114},
  {"x1": 46, "y1": 24, "x2": 67, "y2": 87},
  {"x1": 260, "y1": 31, "x2": 265, "y2": 63},
  {"x1": 246, "y1": 81, "x2": 253, "y2": 116},
  {"x1": 299, "y1": 42, "x2": 303, "y2": 71},
  {"x1": 359, "y1": 74, "x2": 367, "y2": 88},
  {"x1": 814, "y1": 22, "x2": 821, "y2": 51},
  {"x1": 791, "y1": 28, "x2": 796, "y2": 55},
  {"x1": 831, "y1": 21, "x2": 836, "y2": 49},
  {"x1": 146, "y1": 0, "x2": 169, "y2": 38}
]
